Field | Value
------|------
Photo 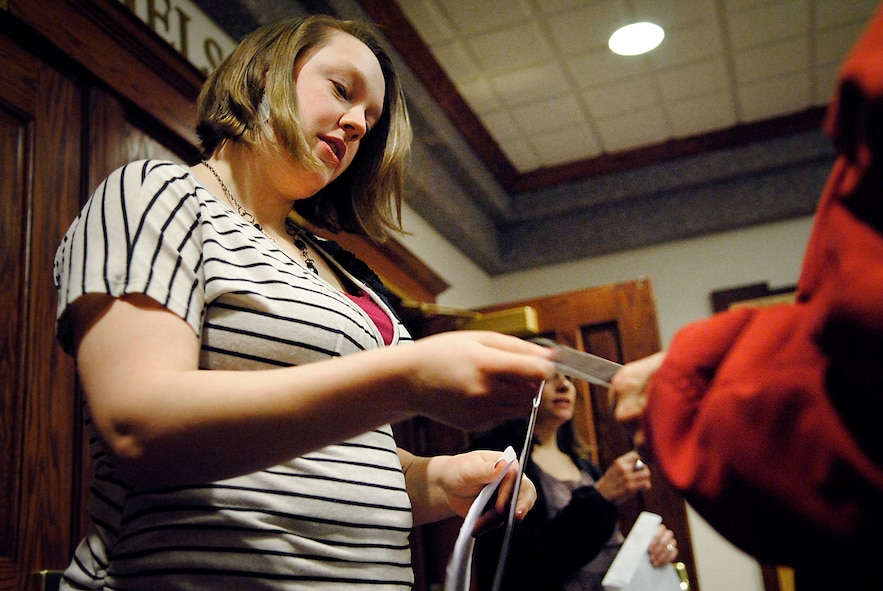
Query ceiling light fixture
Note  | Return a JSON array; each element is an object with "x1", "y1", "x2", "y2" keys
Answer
[{"x1": 608, "y1": 22, "x2": 665, "y2": 56}]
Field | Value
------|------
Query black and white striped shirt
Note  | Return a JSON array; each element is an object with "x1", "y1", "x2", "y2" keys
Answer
[{"x1": 54, "y1": 160, "x2": 415, "y2": 590}]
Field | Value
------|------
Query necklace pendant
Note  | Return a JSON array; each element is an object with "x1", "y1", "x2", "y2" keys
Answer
[{"x1": 289, "y1": 228, "x2": 319, "y2": 275}]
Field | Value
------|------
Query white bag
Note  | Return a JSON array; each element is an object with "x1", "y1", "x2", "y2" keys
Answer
[{"x1": 602, "y1": 512, "x2": 683, "y2": 591}]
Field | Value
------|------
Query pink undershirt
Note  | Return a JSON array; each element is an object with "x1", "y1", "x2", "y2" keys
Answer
[{"x1": 345, "y1": 292, "x2": 393, "y2": 345}]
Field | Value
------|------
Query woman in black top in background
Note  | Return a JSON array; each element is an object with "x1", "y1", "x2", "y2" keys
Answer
[{"x1": 473, "y1": 374, "x2": 677, "y2": 591}]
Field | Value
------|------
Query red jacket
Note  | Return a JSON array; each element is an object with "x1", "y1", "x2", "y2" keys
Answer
[{"x1": 644, "y1": 4, "x2": 883, "y2": 567}]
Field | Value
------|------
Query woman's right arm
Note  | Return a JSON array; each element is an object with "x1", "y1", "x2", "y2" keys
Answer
[{"x1": 70, "y1": 292, "x2": 555, "y2": 487}]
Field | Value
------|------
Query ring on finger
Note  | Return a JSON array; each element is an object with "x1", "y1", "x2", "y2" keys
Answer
[{"x1": 666, "y1": 543, "x2": 675, "y2": 553}]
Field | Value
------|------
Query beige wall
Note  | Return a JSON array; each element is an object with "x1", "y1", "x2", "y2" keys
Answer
[{"x1": 398, "y1": 204, "x2": 815, "y2": 591}]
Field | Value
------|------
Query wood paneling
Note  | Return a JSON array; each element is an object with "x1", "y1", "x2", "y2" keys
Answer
[
  {"x1": 0, "y1": 26, "x2": 81, "y2": 591},
  {"x1": 9, "y1": 0, "x2": 203, "y2": 149},
  {"x1": 0, "y1": 74, "x2": 29, "y2": 564}
]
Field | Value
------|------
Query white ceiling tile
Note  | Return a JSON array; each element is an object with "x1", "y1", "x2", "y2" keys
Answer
[
  {"x1": 479, "y1": 109, "x2": 524, "y2": 142},
  {"x1": 727, "y1": 0, "x2": 811, "y2": 51},
  {"x1": 457, "y1": 77, "x2": 505, "y2": 114},
  {"x1": 733, "y1": 37, "x2": 809, "y2": 85},
  {"x1": 649, "y1": 21, "x2": 725, "y2": 69},
  {"x1": 433, "y1": 0, "x2": 535, "y2": 36},
  {"x1": 814, "y1": 21, "x2": 868, "y2": 66},
  {"x1": 657, "y1": 58, "x2": 729, "y2": 101},
  {"x1": 466, "y1": 22, "x2": 555, "y2": 76},
  {"x1": 545, "y1": 0, "x2": 630, "y2": 57},
  {"x1": 430, "y1": 39, "x2": 482, "y2": 84},
  {"x1": 490, "y1": 63, "x2": 571, "y2": 109},
  {"x1": 509, "y1": 95, "x2": 587, "y2": 136},
  {"x1": 666, "y1": 90, "x2": 738, "y2": 138},
  {"x1": 534, "y1": 0, "x2": 588, "y2": 16},
  {"x1": 595, "y1": 105, "x2": 670, "y2": 152},
  {"x1": 815, "y1": 0, "x2": 879, "y2": 29},
  {"x1": 529, "y1": 124, "x2": 603, "y2": 167},
  {"x1": 566, "y1": 50, "x2": 649, "y2": 89},
  {"x1": 737, "y1": 71, "x2": 812, "y2": 121},
  {"x1": 582, "y1": 76, "x2": 659, "y2": 119},
  {"x1": 724, "y1": 0, "x2": 779, "y2": 10},
  {"x1": 395, "y1": 0, "x2": 457, "y2": 46},
  {"x1": 499, "y1": 137, "x2": 540, "y2": 173},
  {"x1": 632, "y1": 0, "x2": 716, "y2": 30}
]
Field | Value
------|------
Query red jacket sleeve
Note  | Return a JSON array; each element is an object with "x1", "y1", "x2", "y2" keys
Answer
[{"x1": 642, "y1": 4, "x2": 883, "y2": 567}]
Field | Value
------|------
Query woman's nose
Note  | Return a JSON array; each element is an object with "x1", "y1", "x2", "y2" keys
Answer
[{"x1": 341, "y1": 107, "x2": 367, "y2": 141}]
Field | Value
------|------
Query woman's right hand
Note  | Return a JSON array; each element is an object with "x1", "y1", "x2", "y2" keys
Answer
[
  {"x1": 594, "y1": 450, "x2": 652, "y2": 505},
  {"x1": 400, "y1": 331, "x2": 556, "y2": 431},
  {"x1": 608, "y1": 351, "x2": 666, "y2": 446}
]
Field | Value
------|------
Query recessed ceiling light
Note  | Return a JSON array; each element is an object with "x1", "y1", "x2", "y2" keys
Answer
[{"x1": 608, "y1": 22, "x2": 665, "y2": 56}]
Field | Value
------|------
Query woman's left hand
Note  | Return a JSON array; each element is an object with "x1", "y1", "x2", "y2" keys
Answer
[
  {"x1": 647, "y1": 524, "x2": 678, "y2": 567},
  {"x1": 399, "y1": 449, "x2": 536, "y2": 528}
]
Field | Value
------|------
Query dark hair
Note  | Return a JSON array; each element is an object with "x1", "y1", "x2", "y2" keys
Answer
[{"x1": 196, "y1": 15, "x2": 411, "y2": 241}]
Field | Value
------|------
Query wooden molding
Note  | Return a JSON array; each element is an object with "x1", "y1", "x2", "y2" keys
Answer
[
  {"x1": 710, "y1": 281, "x2": 796, "y2": 313},
  {"x1": 8, "y1": 0, "x2": 203, "y2": 148}
]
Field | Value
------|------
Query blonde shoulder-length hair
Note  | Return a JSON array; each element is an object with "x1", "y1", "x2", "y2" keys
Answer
[{"x1": 196, "y1": 15, "x2": 411, "y2": 241}]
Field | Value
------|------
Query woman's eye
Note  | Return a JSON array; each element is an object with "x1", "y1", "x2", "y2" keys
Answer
[{"x1": 333, "y1": 82, "x2": 349, "y2": 99}]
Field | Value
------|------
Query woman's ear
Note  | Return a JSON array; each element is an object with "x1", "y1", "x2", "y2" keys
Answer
[{"x1": 258, "y1": 93, "x2": 271, "y2": 125}]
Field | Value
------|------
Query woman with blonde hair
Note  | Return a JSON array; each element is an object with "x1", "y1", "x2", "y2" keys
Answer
[{"x1": 54, "y1": 15, "x2": 552, "y2": 590}]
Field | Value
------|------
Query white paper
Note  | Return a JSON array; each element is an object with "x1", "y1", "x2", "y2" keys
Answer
[
  {"x1": 602, "y1": 511, "x2": 682, "y2": 591},
  {"x1": 444, "y1": 446, "x2": 517, "y2": 591}
]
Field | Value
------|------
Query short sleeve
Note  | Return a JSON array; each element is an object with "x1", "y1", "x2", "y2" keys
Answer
[{"x1": 54, "y1": 160, "x2": 205, "y2": 354}]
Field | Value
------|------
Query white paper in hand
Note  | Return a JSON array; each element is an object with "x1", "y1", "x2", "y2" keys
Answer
[
  {"x1": 602, "y1": 512, "x2": 682, "y2": 591},
  {"x1": 444, "y1": 446, "x2": 517, "y2": 591}
]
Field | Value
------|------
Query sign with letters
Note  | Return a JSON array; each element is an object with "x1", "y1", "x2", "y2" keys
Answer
[{"x1": 118, "y1": 0, "x2": 237, "y2": 75}]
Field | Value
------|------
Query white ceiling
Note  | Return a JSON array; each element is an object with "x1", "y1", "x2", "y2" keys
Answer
[{"x1": 394, "y1": 0, "x2": 877, "y2": 174}]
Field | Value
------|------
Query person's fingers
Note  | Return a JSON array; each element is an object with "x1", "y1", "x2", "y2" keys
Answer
[
  {"x1": 471, "y1": 461, "x2": 536, "y2": 537},
  {"x1": 648, "y1": 526, "x2": 678, "y2": 566}
]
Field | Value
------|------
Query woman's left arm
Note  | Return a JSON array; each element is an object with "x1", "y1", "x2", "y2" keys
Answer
[{"x1": 398, "y1": 448, "x2": 536, "y2": 526}]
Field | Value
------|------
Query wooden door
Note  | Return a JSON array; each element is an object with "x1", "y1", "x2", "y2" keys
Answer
[
  {"x1": 0, "y1": 27, "x2": 83, "y2": 591},
  {"x1": 477, "y1": 279, "x2": 700, "y2": 591}
]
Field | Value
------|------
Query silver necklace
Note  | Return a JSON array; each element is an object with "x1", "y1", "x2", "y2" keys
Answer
[
  {"x1": 285, "y1": 223, "x2": 318, "y2": 275},
  {"x1": 202, "y1": 159, "x2": 319, "y2": 275}
]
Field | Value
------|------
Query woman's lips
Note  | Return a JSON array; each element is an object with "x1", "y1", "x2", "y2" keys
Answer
[{"x1": 321, "y1": 136, "x2": 345, "y2": 165}]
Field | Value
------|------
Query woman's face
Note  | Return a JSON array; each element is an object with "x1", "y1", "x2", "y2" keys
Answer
[
  {"x1": 291, "y1": 29, "x2": 385, "y2": 193},
  {"x1": 538, "y1": 373, "x2": 577, "y2": 426}
]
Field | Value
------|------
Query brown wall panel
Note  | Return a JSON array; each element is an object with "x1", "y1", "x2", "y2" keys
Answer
[
  {"x1": 0, "y1": 26, "x2": 81, "y2": 590},
  {"x1": 0, "y1": 89, "x2": 30, "y2": 562}
]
